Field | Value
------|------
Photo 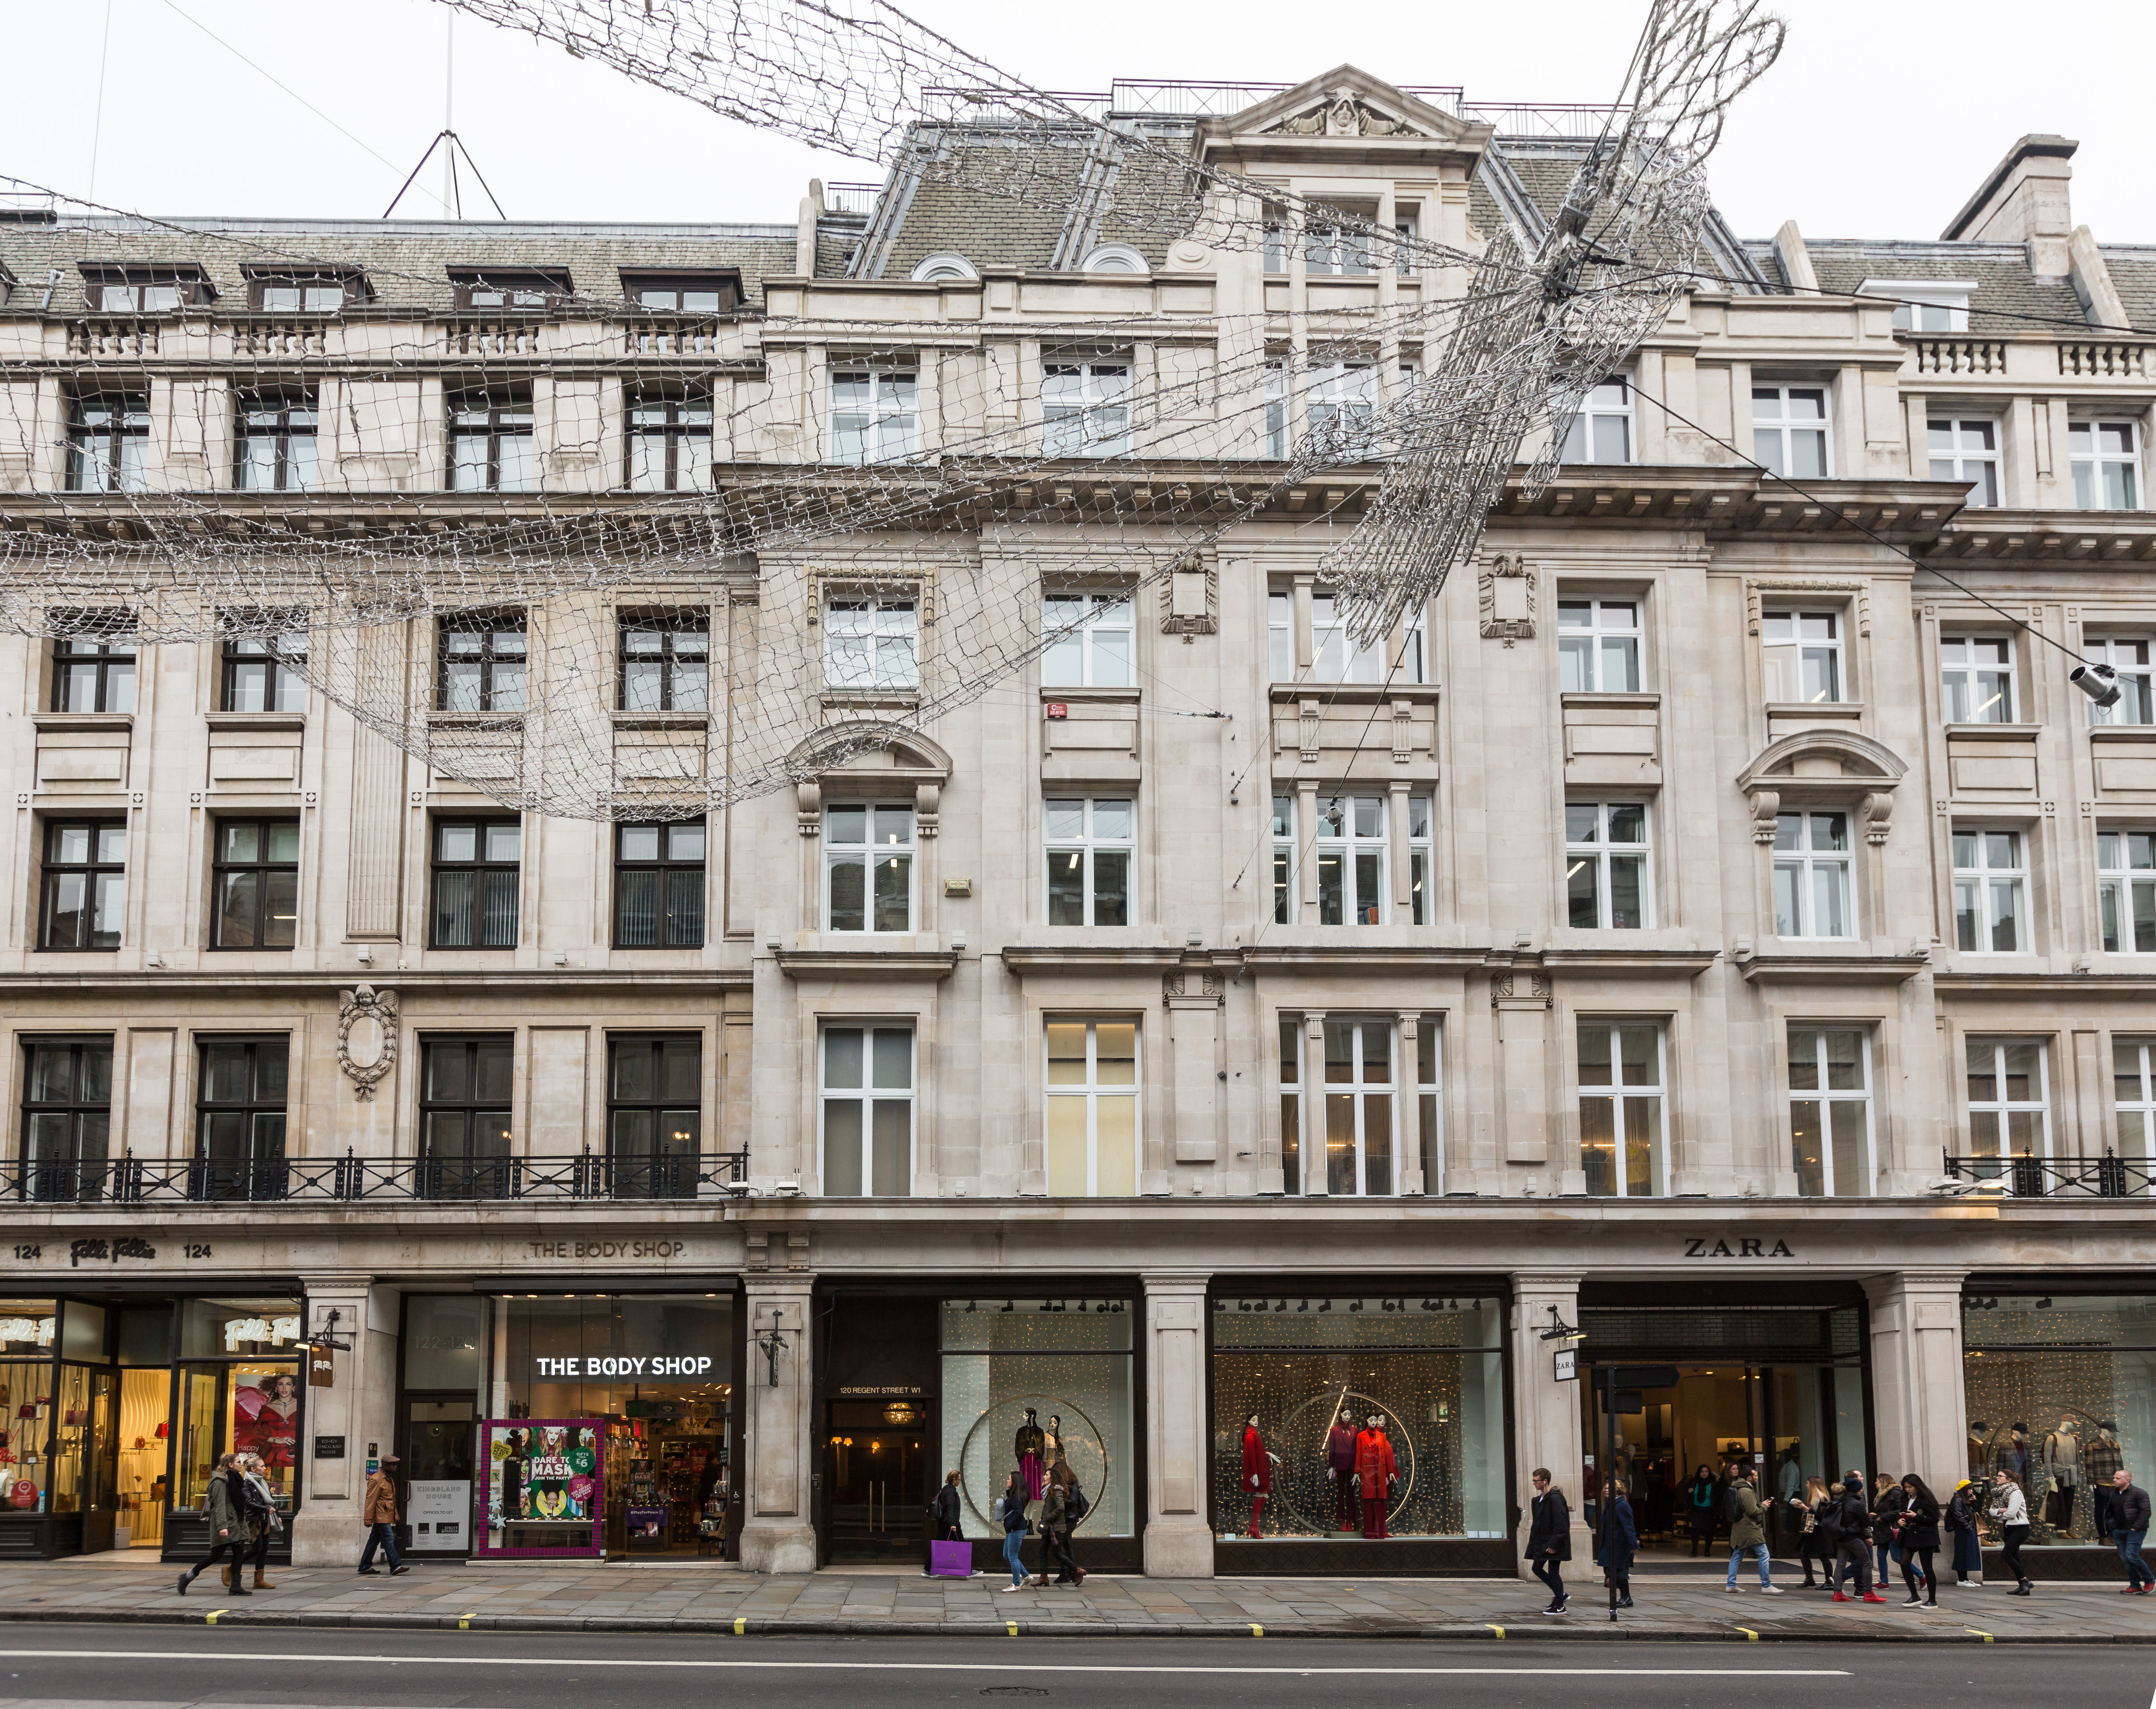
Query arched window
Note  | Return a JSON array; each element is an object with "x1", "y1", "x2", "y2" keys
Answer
[
  {"x1": 910, "y1": 253, "x2": 977, "y2": 283},
  {"x1": 1078, "y1": 243, "x2": 1148, "y2": 276}
]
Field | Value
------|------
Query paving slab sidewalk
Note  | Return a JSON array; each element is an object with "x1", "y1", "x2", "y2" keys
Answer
[{"x1": 0, "y1": 1559, "x2": 2149, "y2": 1642}]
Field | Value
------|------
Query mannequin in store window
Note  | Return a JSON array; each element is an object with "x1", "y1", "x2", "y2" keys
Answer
[
  {"x1": 1241, "y1": 1414, "x2": 1277, "y2": 1539},
  {"x1": 1355, "y1": 1412, "x2": 1398, "y2": 1541},
  {"x1": 1015, "y1": 1408, "x2": 1046, "y2": 1503},
  {"x1": 1324, "y1": 1401, "x2": 1358, "y2": 1533},
  {"x1": 2087, "y1": 1422, "x2": 2125, "y2": 1541},
  {"x1": 2042, "y1": 1416, "x2": 2082, "y2": 1534}
]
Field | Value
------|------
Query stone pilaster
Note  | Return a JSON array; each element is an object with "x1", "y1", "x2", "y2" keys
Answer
[
  {"x1": 1141, "y1": 1270, "x2": 1213, "y2": 1577},
  {"x1": 1863, "y1": 1268, "x2": 1970, "y2": 1487},
  {"x1": 288, "y1": 1275, "x2": 399, "y2": 1567},
  {"x1": 1509, "y1": 1270, "x2": 1590, "y2": 1577},
  {"x1": 737, "y1": 1275, "x2": 819, "y2": 1573}
]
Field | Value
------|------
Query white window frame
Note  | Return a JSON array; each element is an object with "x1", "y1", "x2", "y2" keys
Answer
[
  {"x1": 1304, "y1": 219, "x2": 1376, "y2": 278},
  {"x1": 1267, "y1": 589, "x2": 1294, "y2": 680},
  {"x1": 2083, "y1": 636, "x2": 2154, "y2": 726},
  {"x1": 1928, "y1": 416, "x2": 2001, "y2": 507},
  {"x1": 1078, "y1": 243, "x2": 1148, "y2": 275},
  {"x1": 1314, "y1": 792, "x2": 1389, "y2": 926},
  {"x1": 823, "y1": 593, "x2": 918, "y2": 691},
  {"x1": 1952, "y1": 826, "x2": 2027, "y2": 954},
  {"x1": 2070, "y1": 419, "x2": 2143, "y2": 512},
  {"x1": 1041, "y1": 591, "x2": 1134, "y2": 688},
  {"x1": 2098, "y1": 830, "x2": 2156, "y2": 954},
  {"x1": 1310, "y1": 589, "x2": 1385, "y2": 684},
  {"x1": 818, "y1": 1024, "x2": 914, "y2": 1197},
  {"x1": 1408, "y1": 795, "x2": 1434, "y2": 927},
  {"x1": 1787, "y1": 1026, "x2": 1875, "y2": 1198},
  {"x1": 1964, "y1": 1035, "x2": 2051, "y2": 1177},
  {"x1": 1859, "y1": 279, "x2": 1973, "y2": 334},
  {"x1": 1044, "y1": 796, "x2": 1133, "y2": 927},
  {"x1": 1313, "y1": 1017, "x2": 1398, "y2": 1197},
  {"x1": 823, "y1": 801, "x2": 916, "y2": 935},
  {"x1": 1751, "y1": 384, "x2": 1833, "y2": 479},
  {"x1": 910, "y1": 253, "x2": 977, "y2": 283},
  {"x1": 1271, "y1": 794, "x2": 1297, "y2": 925},
  {"x1": 1277, "y1": 1016, "x2": 1305, "y2": 1193},
  {"x1": 1557, "y1": 597, "x2": 1642, "y2": 693},
  {"x1": 1576, "y1": 1021, "x2": 1668, "y2": 1199},
  {"x1": 1413, "y1": 1018, "x2": 1443, "y2": 1195},
  {"x1": 1042, "y1": 357, "x2": 1132, "y2": 458},
  {"x1": 1565, "y1": 802, "x2": 1652, "y2": 930},
  {"x1": 1761, "y1": 608, "x2": 1845, "y2": 704},
  {"x1": 1940, "y1": 633, "x2": 2016, "y2": 723},
  {"x1": 2114, "y1": 1037, "x2": 2156, "y2": 1168},
  {"x1": 1774, "y1": 810, "x2": 1855, "y2": 940},
  {"x1": 829, "y1": 364, "x2": 919, "y2": 464},
  {"x1": 1557, "y1": 377, "x2": 1636, "y2": 466},
  {"x1": 1264, "y1": 359, "x2": 1288, "y2": 458},
  {"x1": 1044, "y1": 1019, "x2": 1141, "y2": 1196}
]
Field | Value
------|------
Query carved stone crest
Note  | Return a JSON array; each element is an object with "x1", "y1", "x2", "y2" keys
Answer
[
  {"x1": 1269, "y1": 94, "x2": 1419, "y2": 138},
  {"x1": 1159, "y1": 551, "x2": 1218, "y2": 640},
  {"x1": 337, "y1": 984, "x2": 399, "y2": 1100},
  {"x1": 1479, "y1": 552, "x2": 1536, "y2": 644}
]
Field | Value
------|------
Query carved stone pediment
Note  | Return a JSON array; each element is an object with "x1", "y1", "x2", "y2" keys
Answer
[{"x1": 1268, "y1": 93, "x2": 1428, "y2": 139}]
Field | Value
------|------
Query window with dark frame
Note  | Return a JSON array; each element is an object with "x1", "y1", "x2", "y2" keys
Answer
[
  {"x1": 212, "y1": 819, "x2": 300, "y2": 948},
  {"x1": 430, "y1": 818, "x2": 521, "y2": 948},
  {"x1": 20, "y1": 1037, "x2": 114, "y2": 1203},
  {"x1": 234, "y1": 394, "x2": 319, "y2": 491},
  {"x1": 436, "y1": 612, "x2": 527, "y2": 712},
  {"x1": 625, "y1": 391, "x2": 713, "y2": 492},
  {"x1": 247, "y1": 273, "x2": 357, "y2": 312},
  {"x1": 84, "y1": 270, "x2": 209, "y2": 312},
  {"x1": 52, "y1": 630, "x2": 137, "y2": 712},
  {"x1": 192, "y1": 1037, "x2": 289, "y2": 1201},
  {"x1": 65, "y1": 394, "x2": 149, "y2": 492},
  {"x1": 621, "y1": 274, "x2": 738, "y2": 313},
  {"x1": 448, "y1": 394, "x2": 535, "y2": 492},
  {"x1": 607, "y1": 1034, "x2": 701, "y2": 1199},
  {"x1": 450, "y1": 271, "x2": 566, "y2": 312},
  {"x1": 618, "y1": 612, "x2": 710, "y2": 710},
  {"x1": 614, "y1": 821, "x2": 706, "y2": 948},
  {"x1": 417, "y1": 1036, "x2": 514, "y2": 1199},
  {"x1": 219, "y1": 616, "x2": 309, "y2": 713},
  {"x1": 40, "y1": 820, "x2": 125, "y2": 950}
]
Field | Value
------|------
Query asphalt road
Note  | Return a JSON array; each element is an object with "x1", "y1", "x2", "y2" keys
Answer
[{"x1": 0, "y1": 1626, "x2": 2149, "y2": 1709}]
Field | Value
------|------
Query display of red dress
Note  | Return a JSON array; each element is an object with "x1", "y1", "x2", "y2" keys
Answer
[
  {"x1": 1241, "y1": 1424, "x2": 1271, "y2": 1538},
  {"x1": 1355, "y1": 1426, "x2": 1398, "y2": 1540},
  {"x1": 1325, "y1": 1418, "x2": 1359, "y2": 1531}
]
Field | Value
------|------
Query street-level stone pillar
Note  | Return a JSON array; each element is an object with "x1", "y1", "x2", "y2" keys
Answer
[
  {"x1": 1864, "y1": 1269, "x2": 1970, "y2": 1489},
  {"x1": 1142, "y1": 1270, "x2": 1213, "y2": 1577},
  {"x1": 1509, "y1": 1271, "x2": 1591, "y2": 1577},
  {"x1": 738, "y1": 1276, "x2": 818, "y2": 1573},
  {"x1": 289, "y1": 1274, "x2": 399, "y2": 1567}
]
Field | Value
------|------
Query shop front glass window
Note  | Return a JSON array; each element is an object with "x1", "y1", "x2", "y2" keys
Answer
[
  {"x1": 0, "y1": 1301, "x2": 58, "y2": 1515},
  {"x1": 171, "y1": 1298, "x2": 304, "y2": 1513}
]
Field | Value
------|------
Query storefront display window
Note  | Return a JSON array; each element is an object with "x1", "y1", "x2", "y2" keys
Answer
[
  {"x1": 482, "y1": 1418, "x2": 603, "y2": 1556},
  {"x1": 173, "y1": 1297, "x2": 303, "y2": 1510},
  {"x1": 0, "y1": 1301, "x2": 58, "y2": 1518},
  {"x1": 1963, "y1": 1292, "x2": 2156, "y2": 1547},
  {"x1": 943, "y1": 1299, "x2": 1135, "y2": 1540},
  {"x1": 1210, "y1": 1294, "x2": 1505, "y2": 1541}
]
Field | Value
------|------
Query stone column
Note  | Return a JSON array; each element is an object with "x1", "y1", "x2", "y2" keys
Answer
[
  {"x1": 288, "y1": 1274, "x2": 399, "y2": 1567},
  {"x1": 738, "y1": 1276, "x2": 818, "y2": 1573},
  {"x1": 1863, "y1": 1269, "x2": 1969, "y2": 1488},
  {"x1": 1509, "y1": 1270, "x2": 1590, "y2": 1577},
  {"x1": 1141, "y1": 1270, "x2": 1213, "y2": 1578}
]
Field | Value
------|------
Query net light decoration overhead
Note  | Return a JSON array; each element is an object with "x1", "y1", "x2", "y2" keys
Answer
[{"x1": 0, "y1": 0, "x2": 1783, "y2": 821}]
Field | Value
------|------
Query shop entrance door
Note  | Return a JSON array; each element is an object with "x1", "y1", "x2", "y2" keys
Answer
[
  {"x1": 80, "y1": 1369, "x2": 118, "y2": 1553},
  {"x1": 823, "y1": 1399, "x2": 928, "y2": 1563}
]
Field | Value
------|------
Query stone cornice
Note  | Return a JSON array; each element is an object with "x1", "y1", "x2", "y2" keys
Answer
[
  {"x1": 0, "y1": 968, "x2": 751, "y2": 996},
  {"x1": 1922, "y1": 509, "x2": 2156, "y2": 564}
]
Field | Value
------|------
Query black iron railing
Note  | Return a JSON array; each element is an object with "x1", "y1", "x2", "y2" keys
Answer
[
  {"x1": 3, "y1": 1147, "x2": 750, "y2": 1207},
  {"x1": 1940, "y1": 1150, "x2": 2154, "y2": 1198}
]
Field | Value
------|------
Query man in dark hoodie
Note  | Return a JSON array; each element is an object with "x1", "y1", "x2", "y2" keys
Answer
[{"x1": 1830, "y1": 1471, "x2": 1886, "y2": 1604}]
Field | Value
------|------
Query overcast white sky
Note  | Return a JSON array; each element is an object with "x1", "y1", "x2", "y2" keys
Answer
[{"x1": 5, "y1": 0, "x2": 2154, "y2": 243}]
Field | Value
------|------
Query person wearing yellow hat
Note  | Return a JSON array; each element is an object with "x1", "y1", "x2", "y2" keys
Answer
[{"x1": 1945, "y1": 1477, "x2": 1984, "y2": 1586}]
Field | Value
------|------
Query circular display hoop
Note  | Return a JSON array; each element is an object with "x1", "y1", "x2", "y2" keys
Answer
[
  {"x1": 960, "y1": 1393, "x2": 1112, "y2": 1535},
  {"x1": 1268, "y1": 1388, "x2": 1417, "y2": 1532}
]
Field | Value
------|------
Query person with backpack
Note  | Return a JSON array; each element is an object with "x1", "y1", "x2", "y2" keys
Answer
[
  {"x1": 1988, "y1": 1469, "x2": 2032, "y2": 1595},
  {"x1": 996, "y1": 1469, "x2": 1030, "y2": 1592},
  {"x1": 1830, "y1": 1471, "x2": 1887, "y2": 1603},
  {"x1": 1722, "y1": 1462, "x2": 1781, "y2": 1594},
  {"x1": 176, "y1": 1452, "x2": 254, "y2": 1597},
  {"x1": 1945, "y1": 1478, "x2": 1984, "y2": 1586},
  {"x1": 1895, "y1": 1474, "x2": 1942, "y2": 1607},
  {"x1": 1685, "y1": 1464, "x2": 1718, "y2": 1557}
]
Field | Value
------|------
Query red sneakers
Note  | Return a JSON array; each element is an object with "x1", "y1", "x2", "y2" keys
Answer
[
  {"x1": 1861, "y1": 1592, "x2": 1888, "y2": 1604},
  {"x1": 1831, "y1": 1592, "x2": 1850, "y2": 1603}
]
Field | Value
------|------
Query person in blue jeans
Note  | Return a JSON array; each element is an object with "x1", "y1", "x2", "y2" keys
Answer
[
  {"x1": 2110, "y1": 1469, "x2": 2152, "y2": 1593},
  {"x1": 1724, "y1": 1463, "x2": 1783, "y2": 1594},
  {"x1": 998, "y1": 1470, "x2": 1031, "y2": 1592}
]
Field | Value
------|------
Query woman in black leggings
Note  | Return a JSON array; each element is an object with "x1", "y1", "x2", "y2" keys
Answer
[
  {"x1": 1988, "y1": 1471, "x2": 2033, "y2": 1594},
  {"x1": 1897, "y1": 1474, "x2": 1942, "y2": 1607}
]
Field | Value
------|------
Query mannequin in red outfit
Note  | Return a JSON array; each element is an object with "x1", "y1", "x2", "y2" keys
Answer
[
  {"x1": 1241, "y1": 1415, "x2": 1276, "y2": 1538},
  {"x1": 1356, "y1": 1413, "x2": 1398, "y2": 1540}
]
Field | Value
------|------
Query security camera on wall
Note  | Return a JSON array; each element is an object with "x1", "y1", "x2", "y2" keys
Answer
[{"x1": 2071, "y1": 662, "x2": 2123, "y2": 707}]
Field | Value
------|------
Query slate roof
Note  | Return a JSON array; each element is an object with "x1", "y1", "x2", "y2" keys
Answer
[
  {"x1": 1791, "y1": 242, "x2": 2087, "y2": 335},
  {"x1": 2097, "y1": 249, "x2": 2156, "y2": 334}
]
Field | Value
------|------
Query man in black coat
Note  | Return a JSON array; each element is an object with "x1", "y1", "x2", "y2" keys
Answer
[
  {"x1": 2110, "y1": 1469, "x2": 2152, "y2": 1593},
  {"x1": 1830, "y1": 1471, "x2": 1883, "y2": 1603},
  {"x1": 1526, "y1": 1467, "x2": 1572, "y2": 1615}
]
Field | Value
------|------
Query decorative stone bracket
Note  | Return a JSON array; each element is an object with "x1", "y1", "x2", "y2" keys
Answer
[{"x1": 336, "y1": 984, "x2": 398, "y2": 1100}]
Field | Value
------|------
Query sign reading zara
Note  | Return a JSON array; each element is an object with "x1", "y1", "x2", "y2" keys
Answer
[{"x1": 1683, "y1": 1236, "x2": 1796, "y2": 1258}]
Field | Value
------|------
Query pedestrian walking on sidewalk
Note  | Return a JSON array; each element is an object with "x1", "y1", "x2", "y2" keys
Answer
[
  {"x1": 1796, "y1": 1477, "x2": 1832, "y2": 1587},
  {"x1": 1988, "y1": 1469, "x2": 2033, "y2": 1596},
  {"x1": 175, "y1": 1453, "x2": 254, "y2": 1597},
  {"x1": 1686, "y1": 1464, "x2": 1718, "y2": 1557},
  {"x1": 2109, "y1": 1468, "x2": 2151, "y2": 1594},
  {"x1": 357, "y1": 1453, "x2": 409, "y2": 1576},
  {"x1": 1829, "y1": 1471, "x2": 1885, "y2": 1603},
  {"x1": 1946, "y1": 1478, "x2": 1984, "y2": 1586},
  {"x1": 1526, "y1": 1467, "x2": 1572, "y2": 1615},
  {"x1": 1871, "y1": 1473, "x2": 1904, "y2": 1587},
  {"x1": 240, "y1": 1453, "x2": 280, "y2": 1590},
  {"x1": 996, "y1": 1470, "x2": 1030, "y2": 1592},
  {"x1": 1895, "y1": 1474, "x2": 1942, "y2": 1607},
  {"x1": 1723, "y1": 1462, "x2": 1780, "y2": 1594},
  {"x1": 1597, "y1": 1477, "x2": 1637, "y2": 1609}
]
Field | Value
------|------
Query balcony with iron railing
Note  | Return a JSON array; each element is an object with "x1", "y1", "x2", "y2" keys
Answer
[{"x1": 1939, "y1": 1149, "x2": 2154, "y2": 1198}]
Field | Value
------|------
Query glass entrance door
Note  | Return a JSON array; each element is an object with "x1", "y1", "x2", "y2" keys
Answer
[
  {"x1": 81, "y1": 1369, "x2": 118, "y2": 1552},
  {"x1": 823, "y1": 1399, "x2": 927, "y2": 1563}
]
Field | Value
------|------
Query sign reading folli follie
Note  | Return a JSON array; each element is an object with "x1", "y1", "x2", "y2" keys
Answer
[{"x1": 308, "y1": 1345, "x2": 336, "y2": 1388}]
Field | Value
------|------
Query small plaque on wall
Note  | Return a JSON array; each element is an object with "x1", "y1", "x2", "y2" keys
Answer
[{"x1": 314, "y1": 1435, "x2": 346, "y2": 1460}]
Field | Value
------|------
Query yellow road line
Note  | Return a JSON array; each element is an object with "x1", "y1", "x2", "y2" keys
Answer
[
  {"x1": 1966, "y1": 1628, "x2": 1994, "y2": 1643},
  {"x1": 204, "y1": 1610, "x2": 227, "y2": 1625},
  {"x1": 1736, "y1": 1627, "x2": 1759, "y2": 1641},
  {"x1": 1485, "y1": 1624, "x2": 1505, "y2": 1639},
  {"x1": 733, "y1": 1617, "x2": 747, "y2": 1636},
  {"x1": 1249, "y1": 1624, "x2": 1264, "y2": 1637}
]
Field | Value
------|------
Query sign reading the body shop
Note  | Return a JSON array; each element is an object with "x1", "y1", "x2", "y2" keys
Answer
[{"x1": 533, "y1": 1354, "x2": 715, "y2": 1378}]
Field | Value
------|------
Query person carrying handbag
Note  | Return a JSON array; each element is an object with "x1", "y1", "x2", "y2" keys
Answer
[{"x1": 240, "y1": 1454, "x2": 280, "y2": 1590}]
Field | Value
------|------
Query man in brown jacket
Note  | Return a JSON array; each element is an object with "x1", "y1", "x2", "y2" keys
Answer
[{"x1": 357, "y1": 1452, "x2": 409, "y2": 1575}]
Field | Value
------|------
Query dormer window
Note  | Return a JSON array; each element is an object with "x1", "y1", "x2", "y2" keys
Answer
[
  {"x1": 451, "y1": 269, "x2": 569, "y2": 312},
  {"x1": 247, "y1": 270, "x2": 365, "y2": 312},
  {"x1": 81, "y1": 266, "x2": 212, "y2": 312},
  {"x1": 910, "y1": 253, "x2": 977, "y2": 283},
  {"x1": 1078, "y1": 244, "x2": 1148, "y2": 276},
  {"x1": 620, "y1": 271, "x2": 739, "y2": 313},
  {"x1": 1860, "y1": 279, "x2": 1974, "y2": 334}
]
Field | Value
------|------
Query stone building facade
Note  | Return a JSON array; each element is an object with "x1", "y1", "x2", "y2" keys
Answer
[{"x1": 0, "y1": 72, "x2": 2151, "y2": 1578}]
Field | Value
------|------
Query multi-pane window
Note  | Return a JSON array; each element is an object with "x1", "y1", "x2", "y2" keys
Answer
[
  {"x1": 1887, "y1": 292, "x2": 1967, "y2": 332},
  {"x1": 52, "y1": 633, "x2": 136, "y2": 712},
  {"x1": 448, "y1": 395, "x2": 535, "y2": 492},
  {"x1": 1277, "y1": 1018, "x2": 1305, "y2": 1193},
  {"x1": 1268, "y1": 590, "x2": 1294, "y2": 679},
  {"x1": 431, "y1": 819, "x2": 521, "y2": 949},
  {"x1": 607, "y1": 1035, "x2": 701, "y2": 1198},
  {"x1": 40, "y1": 821, "x2": 125, "y2": 950},
  {"x1": 1565, "y1": 802, "x2": 1649, "y2": 929},
  {"x1": 824, "y1": 802, "x2": 913, "y2": 933},
  {"x1": 1966, "y1": 1037, "x2": 2050, "y2": 1174},
  {"x1": 1751, "y1": 385, "x2": 1831, "y2": 479},
  {"x1": 1557, "y1": 599, "x2": 1641, "y2": 693},
  {"x1": 1310, "y1": 591, "x2": 1386, "y2": 683},
  {"x1": 234, "y1": 396, "x2": 318, "y2": 492},
  {"x1": 418, "y1": 1037, "x2": 513, "y2": 1199},
  {"x1": 1305, "y1": 362, "x2": 1379, "y2": 458},
  {"x1": 614, "y1": 821, "x2": 706, "y2": 948},
  {"x1": 1317, "y1": 1019, "x2": 1395, "y2": 1197},
  {"x1": 454, "y1": 274, "x2": 557, "y2": 311},
  {"x1": 1042, "y1": 358, "x2": 1132, "y2": 458},
  {"x1": 193, "y1": 1039, "x2": 288, "y2": 1201},
  {"x1": 1408, "y1": 796, "x2": 1434, "y2": 926},
  {"x1": 627, "y1": 279, "x2": 733, "y2": 312},
  {"x1": 1578, "y1": 1022, "x2": 1666, "y2": 1198},
  {"x1": 251, "y1": 276, "x2": 348, "y2": 312},
  {"x1": 626, "y1": 393, "x2": 713, "y2": 492},
  {"x1": 92, "y1": 278, "x2": 195, "y2": 312},
  {"x1": 2070, "y1": 420, "x2": 2141, "y2": 511},
  {"x1": 1414, "y1": 1022, "x2": 1443, "y2": 1195},
  {"x1": 1788, "y1": 1027, "x2": 1872, "y2": 1198},
  {"x1": 220, "y1": 621, "x2": 308, "y2": 713},
  {"x1": 1304, "y1": 221, "x2": 1376, "y2": 276},
  {"x1": 1941, "y1": 634, "x2": 2014, "y2": 723},
  {"x1": 2115, "y1": 1039, "x2": 2156, "y2": 1166},
  {"x1": 830, "y1": 366, "x2": 918, "y2": 463},
  {"x1": 2099, "y1": 831, "x2": 2156, "y2": 953},
  {"x1": 437, "y1": 613, "x2": 527, "y2": 712},
  {"x1": 212, "y1": 819, "x2": 300, "y2": 949},
  {"x1": 1315, "y1": 794, "x2": 1388, "y2": 925},
  {"x1": 1264, "y1": 360, "x2": 1289, "y2": 459},
  {"x1": 821, "y1": 1025, "x2": 913, "y2": 1196},
  {"x1": 65, "y1": 395, "x2": 149, "y2": 493},
  {"x1": 1558, "y1": 377, "x2": 1634, "y2": 465},
  {"x1": 1046, "y1": 1020, "x2": 1140, "y2": 1196},
  {"x1": 1928, "y1": 417, "x2": 2000, "y2": 507},
  {"x1": 1272, "y1": 794, "x2": 1296, "y2": 925},
  {"x1": 618, "y1": 613, "x2": 709, "y2": 711},
  {"x1": 1762, "y1": 610, "x2": 1844, "y2": 703},
  {"x1": 2083, "y1": 637, "x2": 2154, "y2": 726},
  {"x1": 20, "y1": 1039, "x2": 113, "y2": 1203},
  {"x1": 1773, "y1": 811, "x2": 1852, "y2": 939},
  {"x1": 1952, "y1": 828, "x2": 2026, "y2": 953},
  {"x1": 1041, "y1": 592, "x2": 1133, "y2": 687},
  {"x1": 824, "y1": 594, "x2": 918, "y2": 690},
  {"x1": 1045, "y1": 798, "x2": 1131, "y2": 926}
]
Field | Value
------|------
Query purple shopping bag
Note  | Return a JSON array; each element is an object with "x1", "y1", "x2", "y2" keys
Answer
[{"x1": 929, "y1": 1538, "x2": 973, "y2": 1577}]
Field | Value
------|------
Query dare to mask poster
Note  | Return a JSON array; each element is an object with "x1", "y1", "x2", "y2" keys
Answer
[{"x1": 480, "y1": 1419, "x2": 602, "y2": 1557}]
